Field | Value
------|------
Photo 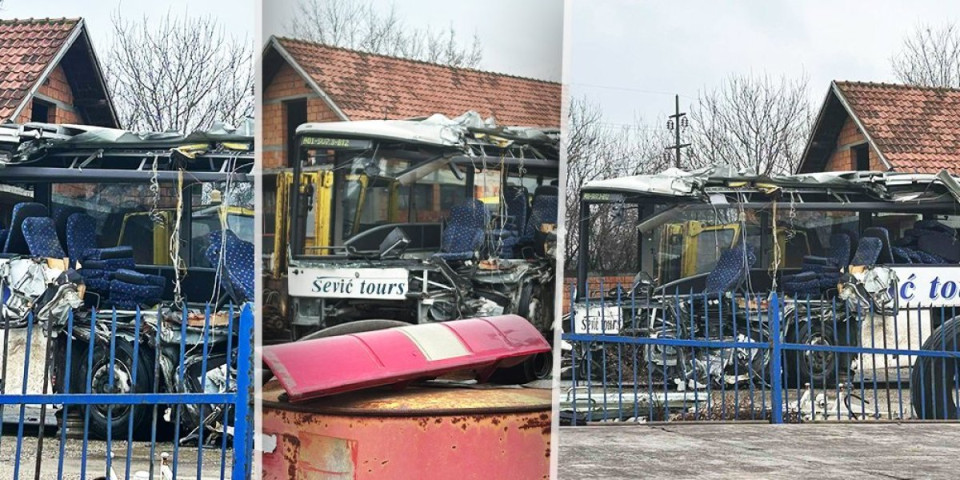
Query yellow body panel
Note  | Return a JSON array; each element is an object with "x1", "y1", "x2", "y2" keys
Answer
[
  {"x1": 274, "y1": 170, "x2": 335, "y2": 272},
  {"x1": 117, "y1": 206, "x2": 254, "y2": 266},
  {"x1": 665, "y1": 221, "x2": 810, "y2": 278},
  {"x1": 315, "y1": 170, "x2": 334, "y2": 254}
]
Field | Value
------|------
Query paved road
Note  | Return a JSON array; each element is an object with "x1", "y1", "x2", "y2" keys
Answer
[
  {"x1": 0, "y1": 436, "x2": 230, "y2": 479},
  {"x1": 559, "y1": 423, "x2": 960, "y2": 479}
]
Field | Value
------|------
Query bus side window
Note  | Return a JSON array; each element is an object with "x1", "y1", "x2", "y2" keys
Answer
[
  {"x1": 190, "y1": 182, "x2": 255, "y2": 267},
  {"x1": 117, "y1": 215, "x2": 158, "y2": 265}
]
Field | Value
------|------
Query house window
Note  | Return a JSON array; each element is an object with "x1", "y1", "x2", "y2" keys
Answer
[
  {"x1": 30, "y1": 98, "x2": 55, "y2": 123},
  {"x1": 854, "y1": 144, "x2": 870, "y2": 171},
  {"x1": 284, "y1": 99, "x2": 307, "y2": 167}
]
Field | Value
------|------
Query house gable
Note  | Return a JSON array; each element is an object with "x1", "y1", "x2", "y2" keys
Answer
[
  {"x1": 798, "y1": 81, "x2": 960, "y2": 174},
  {"x1": 259, "y1": 35, "x2": 562, "y2": 170},
  {"x1": 261, "y1": 50, "x2": 344, "y2": 169},
  {"x1": 0, "y1": 18, "x2": 117, "y2": 127},
  {"x1": 265, "y1": 36, "x2": 561, "y2": 127}
]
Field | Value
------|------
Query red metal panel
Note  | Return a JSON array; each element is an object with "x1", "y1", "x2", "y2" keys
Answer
[{"x1": 262, "y1": 315, "x2": 550, "y2": 402}]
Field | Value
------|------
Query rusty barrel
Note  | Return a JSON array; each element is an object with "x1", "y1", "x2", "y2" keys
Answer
[{"x1": 261, "y1": 381, "x2": 552, "y2": 479}]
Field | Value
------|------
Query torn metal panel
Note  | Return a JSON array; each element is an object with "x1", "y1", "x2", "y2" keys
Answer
[
  {"x1": 296, "y1": 111, "x2": 558, "y2": 153},
  {"x1": 582, "y1": 164, "x2": 960, "y2": 205},
  {"x1": 262, "y1": 315, "x2": 551, "y2": 402},
  {"x1": 296, "y1": 111, "x2": 493, "y2": 148},
  {"x1": 0, "y1": 122, "x2": 254, "y2": 182}
]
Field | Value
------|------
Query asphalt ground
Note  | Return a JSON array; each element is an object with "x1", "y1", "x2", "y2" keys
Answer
[
  {"x1": 0, "y1": 435, "x2": 230, "y2": 479},
  {"x1": 558, "y1": 423, "x2": 960, "y2": 479}
]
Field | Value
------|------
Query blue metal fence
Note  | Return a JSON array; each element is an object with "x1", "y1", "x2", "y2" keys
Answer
[
  {"x1": 562, "y1": 281, "x2": 960, "y2": 425},
  {"x1": 0, "y1": 303, "x2": 254, "y2": 479}
]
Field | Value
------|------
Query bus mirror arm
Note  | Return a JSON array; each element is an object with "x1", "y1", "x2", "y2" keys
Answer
[{"x1": 448, "y1": 162, "x2": 464, "y2": 181}]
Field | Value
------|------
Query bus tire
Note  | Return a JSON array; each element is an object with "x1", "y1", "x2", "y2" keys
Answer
[
  {"x1": 74, "y1": 340, "x2": 152, "y2": 440},
  {"x1": 911, "y1": 317, "x2": 960, "y2": 420},
  {"x1": 784, "y1": 320, "x2": 851, "y2": 388},
  {"x1": 183, "y1": 354, "x2": 230, "y2": 432},
  {"x1": 490, "y1": 349, "x2": 553, "y2": 385}
]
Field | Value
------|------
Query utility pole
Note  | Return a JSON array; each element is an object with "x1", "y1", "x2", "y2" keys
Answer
[{"x1": 665, "y1": 94, "x2": 690, "y2": 168}]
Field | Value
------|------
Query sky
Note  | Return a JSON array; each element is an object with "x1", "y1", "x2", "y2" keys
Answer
[
  {"x1": 568, "y1": 0, "x2": 960, "y2": 126},
  {"x1": 9, "y1": 1, "x2": 958, "y2": 127},
  {"x1": 0, "y1": 0, "x2": 255, "y2": 55},
  {"x1": 262, "y1": 0, "x2": 564, "y2": 82},
  {"x1": 1, "y1": 0, "x2": 561, "y2": 86}
]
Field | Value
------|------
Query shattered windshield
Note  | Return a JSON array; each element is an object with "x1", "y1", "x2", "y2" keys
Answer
[
  {"x1": 586, "y1": 199, "x2": 960, "y2": 287},
  {"x1": 340, "y1": 156, "x2": 412, "y2": 238},
  {"x1": 299, "y1": 142, "x2": 461, "y2": 248}
]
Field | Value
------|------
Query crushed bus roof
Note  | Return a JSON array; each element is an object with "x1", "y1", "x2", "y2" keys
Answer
[
  {"x1": 0, "y1": 122, "x2": 254, "y2": 182},
  {"x1": 296, "y1": 111, "x2": 559, "y2": 159},
  {"x1": 581, "y1": 165, "x2": 960, "y2": 205},
  {"x1": 1, "y1": 121, "x2": 252, "y2": 147}
]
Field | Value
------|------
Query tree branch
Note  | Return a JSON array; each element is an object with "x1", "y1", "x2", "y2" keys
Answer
[{"x1": 288, "y1": 0, "x2": 483, "y2": 68}]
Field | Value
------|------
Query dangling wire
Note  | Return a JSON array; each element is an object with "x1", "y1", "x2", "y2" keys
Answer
[
  {"x1": 208, "y1": 153, "x2": 239, "y2": 306},
  {"x1": 149, "y1": 153, "x2": 164, "y2": 225},
  {"x1": 169, "y1": 170, "x2": 185, "y2": 306},
  {"x1": 771, "y1": 200, "x2": 780, "y2": 291},
  {"x1": 493, "y1": 150, "x2": 512, "y2": 261},
  {"x1": 735, "y1": 190, "x2": 754, "y2": 297}
]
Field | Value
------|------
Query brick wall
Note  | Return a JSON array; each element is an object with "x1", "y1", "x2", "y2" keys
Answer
[
  {"x1": 38, "y1": 66, "x2": 80, "y2": 123},
  {"x1": 15, "y1": 65, "x2": 82, "y2": 124},
  {"x1": 262, "y1": 62, "x2": 342, "y2": 169},
  {"x1": 561, "y1": 275, "x2": 635, "y2": 314},
  {"x1": 54, "y1": 183, "x2": 180, "y2": 210},
  {"x1": 262, "y1": 102, "x2": 284, "y2": 168},
  {"x1": 823, "y1": 116, "x2": 883, "y2": 172}
]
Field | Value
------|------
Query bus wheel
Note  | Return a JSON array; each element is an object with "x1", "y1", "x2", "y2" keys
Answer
[
  {"x1": 183, "y1": 354, "x2": 230, "y2": 432},
  {"x1": 74, "y1": 341, "x2": 152, "y2": 440},
  {"x1": 491, "y1": 348, "x2": 553, "y2": 385},
  {"x1": 911, "y1": 317, "x2": 960, "y2": 420},
  {"x1": 784, "y1": 320, "x2": 850, "y2": 388}
]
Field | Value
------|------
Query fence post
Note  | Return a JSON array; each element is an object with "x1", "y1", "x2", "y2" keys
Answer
[
  {"x1": 569, "y1": 283, "x2": 578, "y2": 427},
  {"x1": 769, "y1": 292, "x2": 783, "y2": 424},
  {"x1": 232, "y1": 304, "x2": 254, "y2": 479}
]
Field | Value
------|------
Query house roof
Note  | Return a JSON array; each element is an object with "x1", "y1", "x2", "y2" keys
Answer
[
  {"x1": 263, "y1": 36, "x2": 561, "y2": 128},
  {"x1": 0, "y1": 18, "x2": 117, "y2": 127},
  {"x1": 799, "y1": 81, "x2": 960, "y2": 174}
]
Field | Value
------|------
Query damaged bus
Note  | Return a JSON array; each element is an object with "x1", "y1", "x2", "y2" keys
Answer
[
  {"x1": 264, "y1": 113, "x2": 559, "y2": 383},
  {"x1": 0, "y1": 122, "x2": 254, "y2": 439},
  {"x1": 570, "y1": 166, "x2": 960, "y2": 419}
]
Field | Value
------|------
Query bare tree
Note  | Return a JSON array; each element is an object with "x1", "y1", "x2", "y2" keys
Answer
[
  {"x1": 105, "y1": 10, "x2": 254, "y2": 133},
  {"x1": 289, "y1": 0, "x2": 483, "y2": 68},
  {"x1": 893, "y1": 22, "x2": 960, "y2": 88},
  {"x1": 688, "y1": 73, "x2": 812, "y2": 176},
  {"x1": 564, "y1": 97, "x2": 672, "y2": 272}
]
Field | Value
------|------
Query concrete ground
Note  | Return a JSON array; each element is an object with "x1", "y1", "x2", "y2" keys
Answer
[
  {"x1": 558, "y1": 378, "x2": 918, "y2": 422},
  {"x1": 558, "y1": 423, "x2": 960, "y2": 479},
  {"x1": 0, "y1": 435, "x2": 230, "y2": 479}
]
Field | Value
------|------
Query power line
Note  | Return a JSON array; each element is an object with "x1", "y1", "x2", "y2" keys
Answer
[
  {"x1": 570, "y1": 82, "x2": 696, "y2": 100},
  {"x1": 664, "y1": 95, "x2": 690, "y2": 168},
  {"x1": 596, "y1": 122, "x2": 664, "y2": 131}
]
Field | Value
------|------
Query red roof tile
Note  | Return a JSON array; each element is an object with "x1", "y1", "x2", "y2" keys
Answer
[
  {"x1": 0, "y1": 18, "x2": 79, "y2": 121},
  {"x1": 836, "y1": 81, "x2": 960, "y2": 173},
  {"x1": 275, "y1": 37, "x2": 561, "y2": 128}
]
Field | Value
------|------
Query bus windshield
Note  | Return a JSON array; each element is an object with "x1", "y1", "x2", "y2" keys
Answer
[{"x1": 298, "y1": 143, "x2": 464, "y2": 248}]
